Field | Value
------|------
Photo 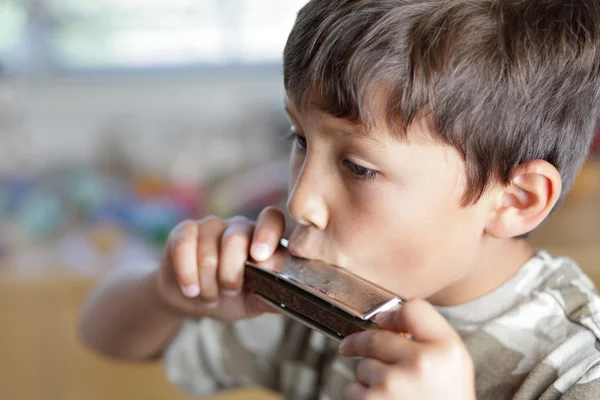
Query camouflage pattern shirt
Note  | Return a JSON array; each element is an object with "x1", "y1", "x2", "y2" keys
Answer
[{"x1": 163, "y1": 251, "x2": 600, "y2": 399}]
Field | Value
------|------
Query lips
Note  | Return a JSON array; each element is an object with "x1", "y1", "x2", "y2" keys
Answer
[
  {"x1": 286, "y1": 229, "x2": 315, "y2": 259},
  {"x1": 287, "y1": 238, "x2": 324, "y2": 260},
  {"x1": 286, "y1": 243, "x2": 312, "y2": 260},
  {"x1": 287, "y1": 229, "x2": 338, "y2": 265},
  {"x1": 286, "y1": 241, "x2": 342, "y2": 269}
]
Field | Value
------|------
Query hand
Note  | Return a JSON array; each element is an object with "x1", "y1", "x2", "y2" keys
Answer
[
  {"x1": 155, "y1": 206, "x2": 286, "y2": 321},
  {"x1": 338, "y1": 299, "x2": 475, "y2": 400}
]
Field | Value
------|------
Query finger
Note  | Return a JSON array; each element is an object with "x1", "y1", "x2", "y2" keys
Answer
[
  {"x1": 195, "y1": 217, "x2": 227, "y2": 303},
  {"x1": 245, "y1": 292, "x2": 282, "y2": 317},
  {"x1": 377, "y1": 299, "x2": 458, "y2": 343},
  {"x1": 343, "y1": 382, "x2": 369, "y2": 400},
  {"x1": 355, "y1": 358, "x2": 389, "y2": 387},
  {"x1": 218, "y1": 217, "x2": 254, "y2": 296},
  {"x1": 339, "y1": 329, "x2": 416, "y2": 363},
  {"x1": 169, "y1": 221, "x2": 201, "y2": 298},
  {"x1": 250, "y1": 206, "x2": 286, "y2": 261}
]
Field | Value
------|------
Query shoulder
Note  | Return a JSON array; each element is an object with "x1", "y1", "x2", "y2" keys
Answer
[
  {"x1": 514, "y1": 251, "x2": 600, "y2": 399},
  {"x1": 533, "y1": 250, "x2": 600, "y2": 338}
]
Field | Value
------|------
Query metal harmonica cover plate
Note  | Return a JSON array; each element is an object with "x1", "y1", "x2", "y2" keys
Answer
[{"x1": 244, "y1": 246, "x2": 401, "y2": 341}]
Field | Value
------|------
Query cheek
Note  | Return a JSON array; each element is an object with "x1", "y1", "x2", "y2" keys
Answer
[
  {"x1": 329, "y1": 191, "x2": 427, "y2": 270},
  {"x1": 333, "y1": 189, "x2": 483, "y2": 297}
]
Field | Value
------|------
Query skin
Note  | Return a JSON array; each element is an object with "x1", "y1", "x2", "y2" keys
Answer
[
  {"x1": 284, "y1": 100, "x2": 534, "y2": 306},
  {"x1": 78, "y1": 97, "x2": 562, "y2": 399}
]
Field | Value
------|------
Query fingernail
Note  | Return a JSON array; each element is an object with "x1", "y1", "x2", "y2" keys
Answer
[
  {"x1": 223, "y1": 289, "x2": 241, "y2": 297},
  {"x1": 252, "y1": 244, "x2": 271, "y2": 261},
  {"x1": 182, "y1": 285, "x2": 200, "y2": 298},
  {"x1": 204, "y1": 301, "x2": 219, "y2": 309}
]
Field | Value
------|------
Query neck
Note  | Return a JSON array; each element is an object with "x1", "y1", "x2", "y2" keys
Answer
[{"x1": 427, "y1": 238, "x2": 535, "y2": 307}]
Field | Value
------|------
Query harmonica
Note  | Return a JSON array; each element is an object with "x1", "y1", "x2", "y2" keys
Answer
[{"x1": 243, "y1": 240, "x2": 402, "y2": 342}]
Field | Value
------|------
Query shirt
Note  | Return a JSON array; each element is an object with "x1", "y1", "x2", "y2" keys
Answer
[{"x1": 163, "y1": 251, "x2": 600, "y2": 399}]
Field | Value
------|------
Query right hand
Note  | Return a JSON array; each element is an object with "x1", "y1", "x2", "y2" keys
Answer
[{"x1": 156, "y1": 206, "x2": 286, "y2": 321}]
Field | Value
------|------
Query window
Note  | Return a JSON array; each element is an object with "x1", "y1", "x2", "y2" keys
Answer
[
  {"x1": 0, "y1": 1, "x2": 27, "y2": 66},
  {"x1": 238, "y1": 0, "x2": 308, "y2": 62},
  {"x1": 0, "y1": 0, "x2": 308, "y2": 71}
]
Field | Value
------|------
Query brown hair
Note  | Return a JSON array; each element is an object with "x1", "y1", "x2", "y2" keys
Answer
[{"x1": 283, "y1": 0, "x2": 600, "y2": 205}]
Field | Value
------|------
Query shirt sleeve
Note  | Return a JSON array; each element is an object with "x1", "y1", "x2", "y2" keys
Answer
[{"x1": 162, "y1": 314, "x2": 286, "y2": 396}]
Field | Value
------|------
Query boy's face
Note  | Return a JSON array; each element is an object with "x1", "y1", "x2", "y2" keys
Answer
[{"x1": 284, "y1": 99, "x2": 498, "y2": 305}]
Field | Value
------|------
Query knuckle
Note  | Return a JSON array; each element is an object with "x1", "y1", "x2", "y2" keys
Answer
[
  {"x1": 170, "y1": 234, "x2": 195, "y2": 254},
  {"x1": 365, "y1": 331, "x2": 387, "y2": 354},
  {"x1": 226, "y1": 215, "x2": 252, "y2": 226},
  {"x1": 222, "y1": 228, "x2": 251, "y2": 248},
  {"x1": 177, "y1": 219, "x2": 197, "y2": 230},
  {"x1": 197, "y1": 216, "x2": 227, "y2": 234},
  {"x1": 197, "y1": 254, "x2": 218, "y2": 271},
  {"x1": 170, "y1": 219, "x2": 196, "y2": 240},
  {"x1": 356, "y1": 358, "x2": 371, "y2": 376},
  {"x1": 221, "y1": 269, "x2": 242, "y2": 286},
  {"x1": 199, "y1": 297, "x2": 220, "y2": 306},
  {"x1": 255, "y1": 223, "x2": 281, "y2": 239},
  {"x1": 198, "y1": 282, "x2": 218, "y2": 299},
  {"x1": 199, "y1": 291, "x2": 219, "y2": 303},
  {"x1": 173, "y1": 266, "x2": 197, "y2": 286},
  {"x1": 365, "y1": 333, "x2": 378, "y2": 355},
  {"x1": 356, "y1": 358, "x2": 378, "y2": 380},
  {"x1": 200, "y1": 215, "x2": 223, "y2": 225},
  {"x1": 262, "y1": 207, "x2": 285, "y2": 225}
]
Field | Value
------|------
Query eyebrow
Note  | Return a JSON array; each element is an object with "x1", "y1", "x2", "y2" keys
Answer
[{"x1": 284, "y1": 104, "x2": 367, "y2": 139}]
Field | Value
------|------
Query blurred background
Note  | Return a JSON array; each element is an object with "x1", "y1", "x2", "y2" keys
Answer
[{"x1": 0, "y1": 1, "x2": 598, "y2": 399}]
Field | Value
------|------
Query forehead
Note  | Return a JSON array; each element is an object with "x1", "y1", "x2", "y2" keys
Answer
[
  {"x1": 284, "y1": 97, "x2": 390, "y2": 141},
  {"x1": 284, "y1": 96, "x2": 439, "y2": 147}
]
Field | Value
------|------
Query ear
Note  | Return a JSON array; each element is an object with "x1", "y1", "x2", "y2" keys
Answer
[{"x1": 485, "y1": 161, "x2": 562, "y2": 238}]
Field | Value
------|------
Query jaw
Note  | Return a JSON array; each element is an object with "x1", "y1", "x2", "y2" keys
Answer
[{"x1": 426, "y1": 238, "x2": 534, "y2": 306}]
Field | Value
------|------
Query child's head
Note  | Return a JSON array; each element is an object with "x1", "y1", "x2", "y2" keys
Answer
[{"x1": 281, "y1": 0, "x2": 600, "y2": 304}]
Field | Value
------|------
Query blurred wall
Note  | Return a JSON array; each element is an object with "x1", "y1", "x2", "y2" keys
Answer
[{"x1": 1, "y1": 70, "x2": 288, "y2": 182}]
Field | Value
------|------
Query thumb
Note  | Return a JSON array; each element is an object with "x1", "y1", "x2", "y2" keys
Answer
[{"x1": 376, "y1": 298, "x2": 458, "y2": 343}]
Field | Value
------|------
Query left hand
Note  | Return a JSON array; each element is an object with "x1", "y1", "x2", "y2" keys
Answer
[{"x1": 338, "y1": 299, "x2": 476, "y2": 400}]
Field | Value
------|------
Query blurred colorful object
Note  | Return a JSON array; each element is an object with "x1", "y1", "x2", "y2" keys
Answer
[
  {"x1": 0, "y1": 166, "x2": 204, "y2": 248},
  {"x1": 207, "y1": 160, "x2": 289, "y2": 220},
  {"x1": 17, "y1": 191, "x2": 64, "y2": 241}
]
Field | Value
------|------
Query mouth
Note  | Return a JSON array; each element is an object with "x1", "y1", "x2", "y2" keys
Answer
[
  {"x1": 286, "y1": 229, "x2": 324, "y2": 260},
  {"x1": 286, "y1": 243, "x2": 311, "y2": 260},
  {"x1": 286, "y1": 230, "x2": 341, "y2": 266},
  {"x1": 286, "y1": 241, "x2": 342, "y2": 270}
]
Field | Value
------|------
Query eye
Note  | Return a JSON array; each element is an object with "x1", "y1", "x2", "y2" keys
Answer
[
  {"x1": 285, "y1": 131, "x2": 307, "y2": 150},
  {"x1": 342, "y1": 160, "x2": 378, "y2": 181}
]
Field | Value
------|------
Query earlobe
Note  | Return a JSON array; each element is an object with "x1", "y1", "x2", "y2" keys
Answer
[{"x1": 485, "y1": 161, "x2": 562, "y2": 238}]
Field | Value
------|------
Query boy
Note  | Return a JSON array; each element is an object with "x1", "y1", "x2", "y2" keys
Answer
[{"x1": 79, "y1": 0, "x2": 600, "y2": 399}]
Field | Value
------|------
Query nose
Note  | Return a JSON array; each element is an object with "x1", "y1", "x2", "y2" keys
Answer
[{"x1": 286, "y1": 162, "x2": 329, "y2": 230}]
